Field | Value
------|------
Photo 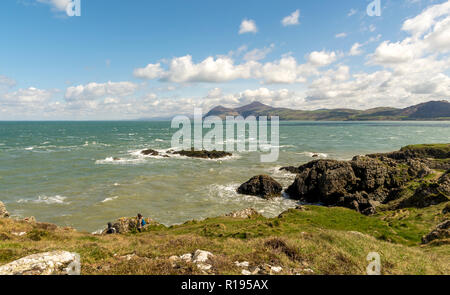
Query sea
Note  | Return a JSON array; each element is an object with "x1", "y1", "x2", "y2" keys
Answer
[{"x1": 0, "y1": 121, "x2": 449, "y2": 232}]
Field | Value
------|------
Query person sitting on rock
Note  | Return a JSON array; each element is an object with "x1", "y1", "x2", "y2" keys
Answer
[
  {"x1": 137, "y1": 213, "x2": 146, "y2": 232},
  {"x1": 105, "y1": 222, "x2": 117, "y2": 234}
]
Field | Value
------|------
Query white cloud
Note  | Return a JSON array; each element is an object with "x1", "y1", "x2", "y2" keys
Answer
[
  {"x1": 37, "y1": 0, "x2": 71, "y2": 12},
  {"x1": 134, "y1": 50, "x2": 339, "y2": 84},
  {"x1": 2, "y1": 87, "x2": 53, "y2": 104},
  {"x1": 242, "y1": 44, "x2": 275, "y2": 61},
  {"x1": 0, "y1": 75, "x2": 16, "y2": 91},
  {"x1": 239, "y1": 19, "x2": 258, "y2": 34},
  {"x1": 65, "y1": 81, "x2": 138, "y2": 101},
  {"x1": 133, "y1": 63, "x2": 165, "y2": 80},
  {"x1": 307, "y1": 51, "x2": 337, "y2": 66},
  {"x1": 349, "y1": 42, "x2": 364, "y2": 56},
  {"x1": 348, "y1": 9, "x2": 357, "y2": 17},
  {"x1": 335, "y1": 32, "x2": 347, "y2": 38},
  {"x1": 282, "y1": 9, "x2": 300, "y2": 26}
]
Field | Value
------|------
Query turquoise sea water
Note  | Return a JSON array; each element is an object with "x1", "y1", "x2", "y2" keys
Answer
[{"x1": 0, "y1": 121, "x2": 449, "y2": 232}]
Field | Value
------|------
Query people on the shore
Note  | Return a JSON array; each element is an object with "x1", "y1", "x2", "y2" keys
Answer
[
  {"x1": 137, "y1": 213, "x2": 146, "y2": 232},
  {"x1": 105, "y1": 222, "x2": 117, "y2": 234}
]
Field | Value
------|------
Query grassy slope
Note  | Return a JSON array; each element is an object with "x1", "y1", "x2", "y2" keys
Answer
[{"x1": 1, "y1": 203, "x2": 448, "y2": 275}]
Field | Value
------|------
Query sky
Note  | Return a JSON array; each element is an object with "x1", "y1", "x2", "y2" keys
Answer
[{"x1": 0, "y1": 0, "x2": 449, "y2": 120}]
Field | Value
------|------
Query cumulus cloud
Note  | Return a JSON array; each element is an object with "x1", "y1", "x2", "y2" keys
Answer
[
  {"x1": 307, "y1": 51, "x2": 337, "y2": 66},
  {"x1": 134, "y1": 50, "x2": 339, "y2": 84},
  {"x1": 65, "y1": 81, "x2": 138, "y2": 101},
  {"x1": 1, "y1": 87, "x2": 53, "y2": 104},
  {"x1": 349, "y1": 42, "x2": 364, "y2": 56},
  {"x1": 239, "y1": 19, "x2": 258, "y2": 34},
  {"x1": 282, "y1": 9, "x2": 300, "y2": 26}
]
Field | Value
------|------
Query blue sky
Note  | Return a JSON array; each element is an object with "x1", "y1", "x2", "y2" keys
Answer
[{"x1": 0, "y1": 0, "x2": 449, "y2": 119}]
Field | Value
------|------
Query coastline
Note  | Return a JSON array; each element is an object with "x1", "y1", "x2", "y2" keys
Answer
[{"x1": 0, "y1": 143, "x2": 448, "y2": 275}]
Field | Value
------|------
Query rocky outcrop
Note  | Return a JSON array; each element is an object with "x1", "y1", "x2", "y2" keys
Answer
[
  {"x1": 225, "y1": 208, "x2": 261, "y2": 219},
  {"x1": 285, "y1": 156, "x2": 429, "y2": 214},
  {"x1": 285, "y1": 160, "x2": 357, "y2": 203},
  {"x1": 284, "y1": 145, "x2": 450, "y2": 214},
  {"x1": 367, "y1": 144, "x2": 450, "y2": 170},
  {"x1": 102, "y1": 216, "x2": 160, "y2": 234},
  {"x1": 396, "y1": 172, "x2": 449, "y2": 209},
  {"x1": 0, "y1": 201, "x2": 9, "y2": 218},
  {"x1": 422, "y1": 220, "x2": 450, "y2": 244},
  {"x1": 0, "y1": 251, "x2": 80, "y2": 275},
  {"x1": 170, "y1": 149, "x2": 232, "y2": 159},
  {"x1": 237, "y1": 175, "x2": 282, "y2": 199},
  {"x1": 141, "y1": 149, "x2": 159, "y2": 156}
]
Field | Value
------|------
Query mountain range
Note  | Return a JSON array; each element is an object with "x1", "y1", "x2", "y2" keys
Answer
[{"x1": 205, "y1": 100, "x2": 450, "y2": 121}]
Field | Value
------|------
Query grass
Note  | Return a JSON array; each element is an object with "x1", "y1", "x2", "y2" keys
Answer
[{"x1": 0, "y1": 202, "x2": 448, "y2": 275}]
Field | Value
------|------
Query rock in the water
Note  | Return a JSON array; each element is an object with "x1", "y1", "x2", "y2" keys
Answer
[
  {"x1": 141, "y1": 149, "x2": 159, "y2": 156},
  {"x1": 286, "y1": 160, "x2": 357, "y2": 204},
  {"x1": 0, "y1": 201, "x2": 9, "y2": 218},
  {"x1": 171, "y1": 149, "x2": 232, "y2": 159},
  {"x1": 0, "y1": 251, "x2": 80, "y2": 275},
  {"x1": 237, "y1": 175, "x2": 282, "y2": 199},
  {"x1": 225, "y1": 208, "x2": 261, "y2": 219},
  {"x1": 422, "y1": 220, "x2": 450, "y2": 244}
]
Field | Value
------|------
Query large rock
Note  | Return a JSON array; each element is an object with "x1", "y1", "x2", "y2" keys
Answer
[
  {"x1": 170, "y1": 149, "x2": 232, "y2": 159},
  {"x1": 141, "y1": 149, "x2": 159, "y2": 156},
  {"x1": 0, "y1": 201, "x2": 9, "y2": 218},
  {"x1": 237, "y1": 175, "x2": 282, "y2": 199},
  {"x1": 422, "y1": 220, "x2": 450, "y2": 244},
  {"x1": 0, "y1": 251, "x2": 80, "y2": 275},
  {"x1": 286, "y1": 160, "x2": 357, "y2": 204}
]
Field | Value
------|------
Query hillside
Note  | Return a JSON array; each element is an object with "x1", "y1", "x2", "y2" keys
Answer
[{"x1": 205, "y1": 100, "x2": 450, "y2": 121}]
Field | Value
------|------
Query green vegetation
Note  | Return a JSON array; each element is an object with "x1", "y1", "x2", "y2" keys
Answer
[{"x1": 0, "y1": 202, "x2": 448, "y2": 275}]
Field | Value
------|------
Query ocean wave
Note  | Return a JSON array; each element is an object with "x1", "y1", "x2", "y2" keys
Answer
[
  {"x1": 95, "y1": 157, "x2": 147, "y2": 165},
  {"x1": 155, "y1": 138, "x2": 165, "y2": 142},
  {"x1": 207, "y1": 183, "x2": 298, "y2": 217},
  {"x1": 18, "y1": 195, "x2": 68, "y2": 205},
  {"x1": 101, "y1": 196, "x2": 119, "y2": 203},
  {"x1": 266, "y1": 166, "x2": 297, "y2": 181}
]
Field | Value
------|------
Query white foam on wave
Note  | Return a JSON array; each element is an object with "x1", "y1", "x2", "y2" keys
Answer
[
  {"x1": 155, "y1": 138, "x2": 165, "y2": 142},
  {"x1": 95, "y1": 157, "x2": 146, "y2": 165},
  {"x1": 101, "y1": 196, "x2": 119, "y2": 203},
  {"x1": 130, "y1": 148, "x2": 241, "y2": 162},
  {"x1": 207, "y1": 183, "x2": 298, "y2": 217},
  {"x1": 18, "y1": 195, "x2": 68, "y2": 205},
  {"x1": 24, "y1": 147, "x2": 34, "y2": 150},
  {"x1": 267, "y1": 166, "x2": 297, "y2": 181}
]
